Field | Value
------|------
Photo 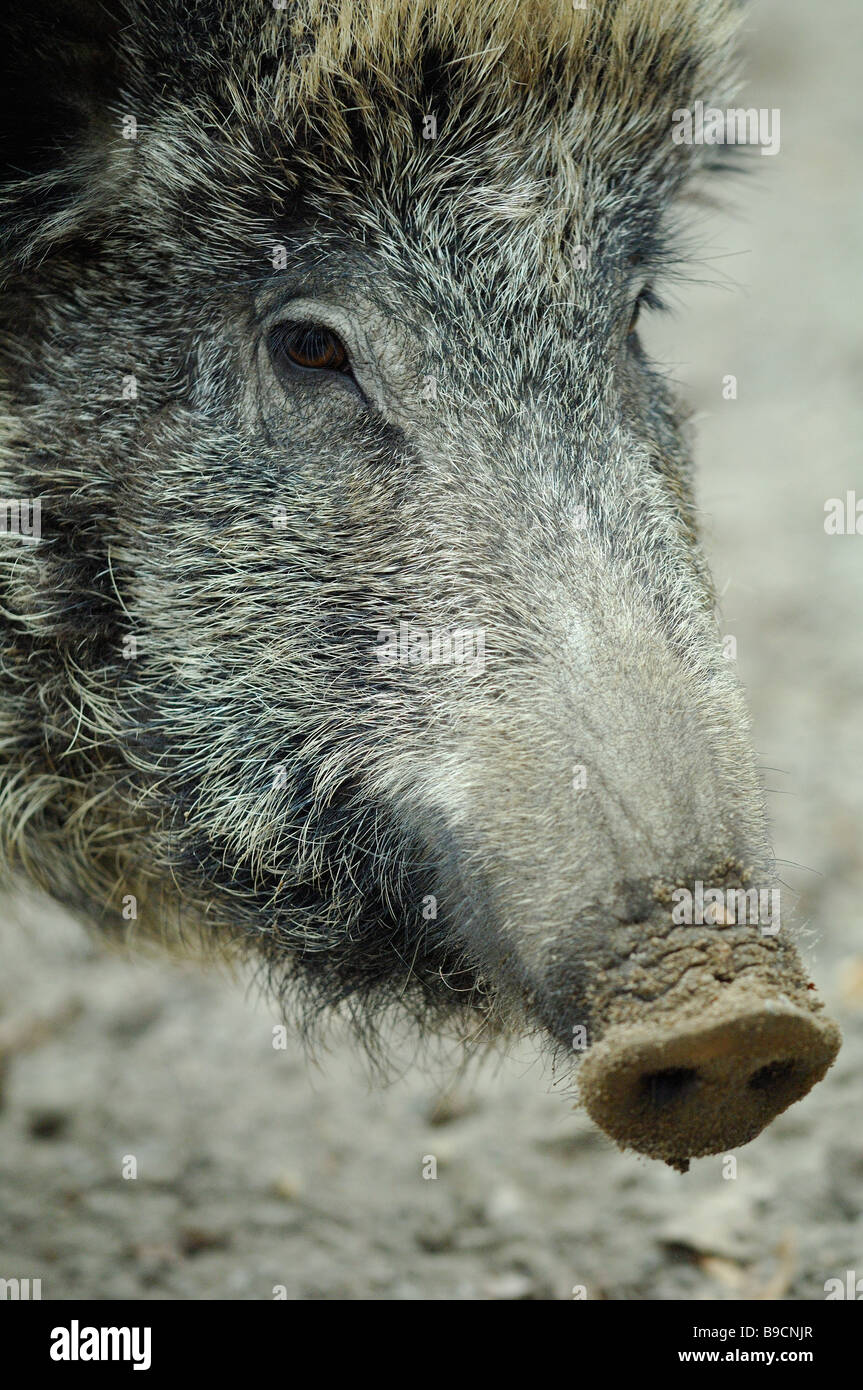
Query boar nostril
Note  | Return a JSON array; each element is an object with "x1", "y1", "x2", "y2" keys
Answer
[
  {"x1": 641, "y1": 1067, "x2": 699, "y2": 1108},
  {"x1": 748, "y1": 1059, "x2": 796, "y2": 1093}
]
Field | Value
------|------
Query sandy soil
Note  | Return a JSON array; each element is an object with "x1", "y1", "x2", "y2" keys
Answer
[{"x1": 1, "y1": 0, "x2": 861, "y2": 1300}]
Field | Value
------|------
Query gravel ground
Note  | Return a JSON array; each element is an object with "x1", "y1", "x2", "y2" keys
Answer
[{"x1": 1, "y1": 0, "x2": 861, "y2": 1301}]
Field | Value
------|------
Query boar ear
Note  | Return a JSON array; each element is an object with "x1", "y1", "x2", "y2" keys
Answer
[{"x1": 0, "y1": 0, "x2": 125, "y2": 261}]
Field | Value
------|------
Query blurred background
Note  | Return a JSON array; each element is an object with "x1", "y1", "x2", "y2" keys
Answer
[{"x1": 1, "y1": 0, "x2": 861, "y2": 1299}]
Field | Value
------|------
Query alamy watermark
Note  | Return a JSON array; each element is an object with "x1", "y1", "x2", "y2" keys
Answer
[
  {"x1": 376, "y1": 622, "x2": 486, "y2": 673},
  {"x1": 824, "y1": 1270, "x2": 863, "y2": 1299},
  {"x1": 0, "y1": 1276, "x2": 41, "y2": 1299},
  {"x1": 672, "y1": 101, "x2": 780, "y2": 157},
  {"x1": 50, "y1": 1321, "x2": 151, "y2": 1371},
  {"x1": 824, "y1": 491, "x2": 862, "y2": 535},
  {"x1": 0, "y1": 498, "x2": 41, "y2": 542},
  {"x1": 672, "y1": 881, "x2": 780, "y2": 935}
]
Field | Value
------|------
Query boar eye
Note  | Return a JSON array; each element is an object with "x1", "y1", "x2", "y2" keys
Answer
[{"x1": 269, "y1": 320, "x2": 350, "y2": 374}]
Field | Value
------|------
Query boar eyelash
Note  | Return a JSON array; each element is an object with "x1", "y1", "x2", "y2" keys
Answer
[{"x1": 635, "y1": 285, "x2": 667, "y2": 313}]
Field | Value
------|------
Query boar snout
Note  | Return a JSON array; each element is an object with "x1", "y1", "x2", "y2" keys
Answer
[
  {"x1": 579, "y1": 993, "x2": 840, "y2": 1170},
  {"x1": 569, "y1": 914, "x2": 841, "y2": 1168},
  {"x1": 416, "y1": 621, "x2": 842, "y2": 1163}
]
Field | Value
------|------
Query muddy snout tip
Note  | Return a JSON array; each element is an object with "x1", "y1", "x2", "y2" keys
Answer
[{"x1": 577, "y1": 997, "x2": 841, "y2": 1170}]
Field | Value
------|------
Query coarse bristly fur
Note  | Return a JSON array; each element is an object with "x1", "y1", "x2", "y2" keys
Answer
[{"x1": 0, "y1": 0, "x2": 778, "y2": 1068}]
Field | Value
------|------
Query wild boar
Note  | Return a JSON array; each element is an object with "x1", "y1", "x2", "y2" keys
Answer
[{"x1": 0, "y1": 0, "x2": 839, "y2": 1167}]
